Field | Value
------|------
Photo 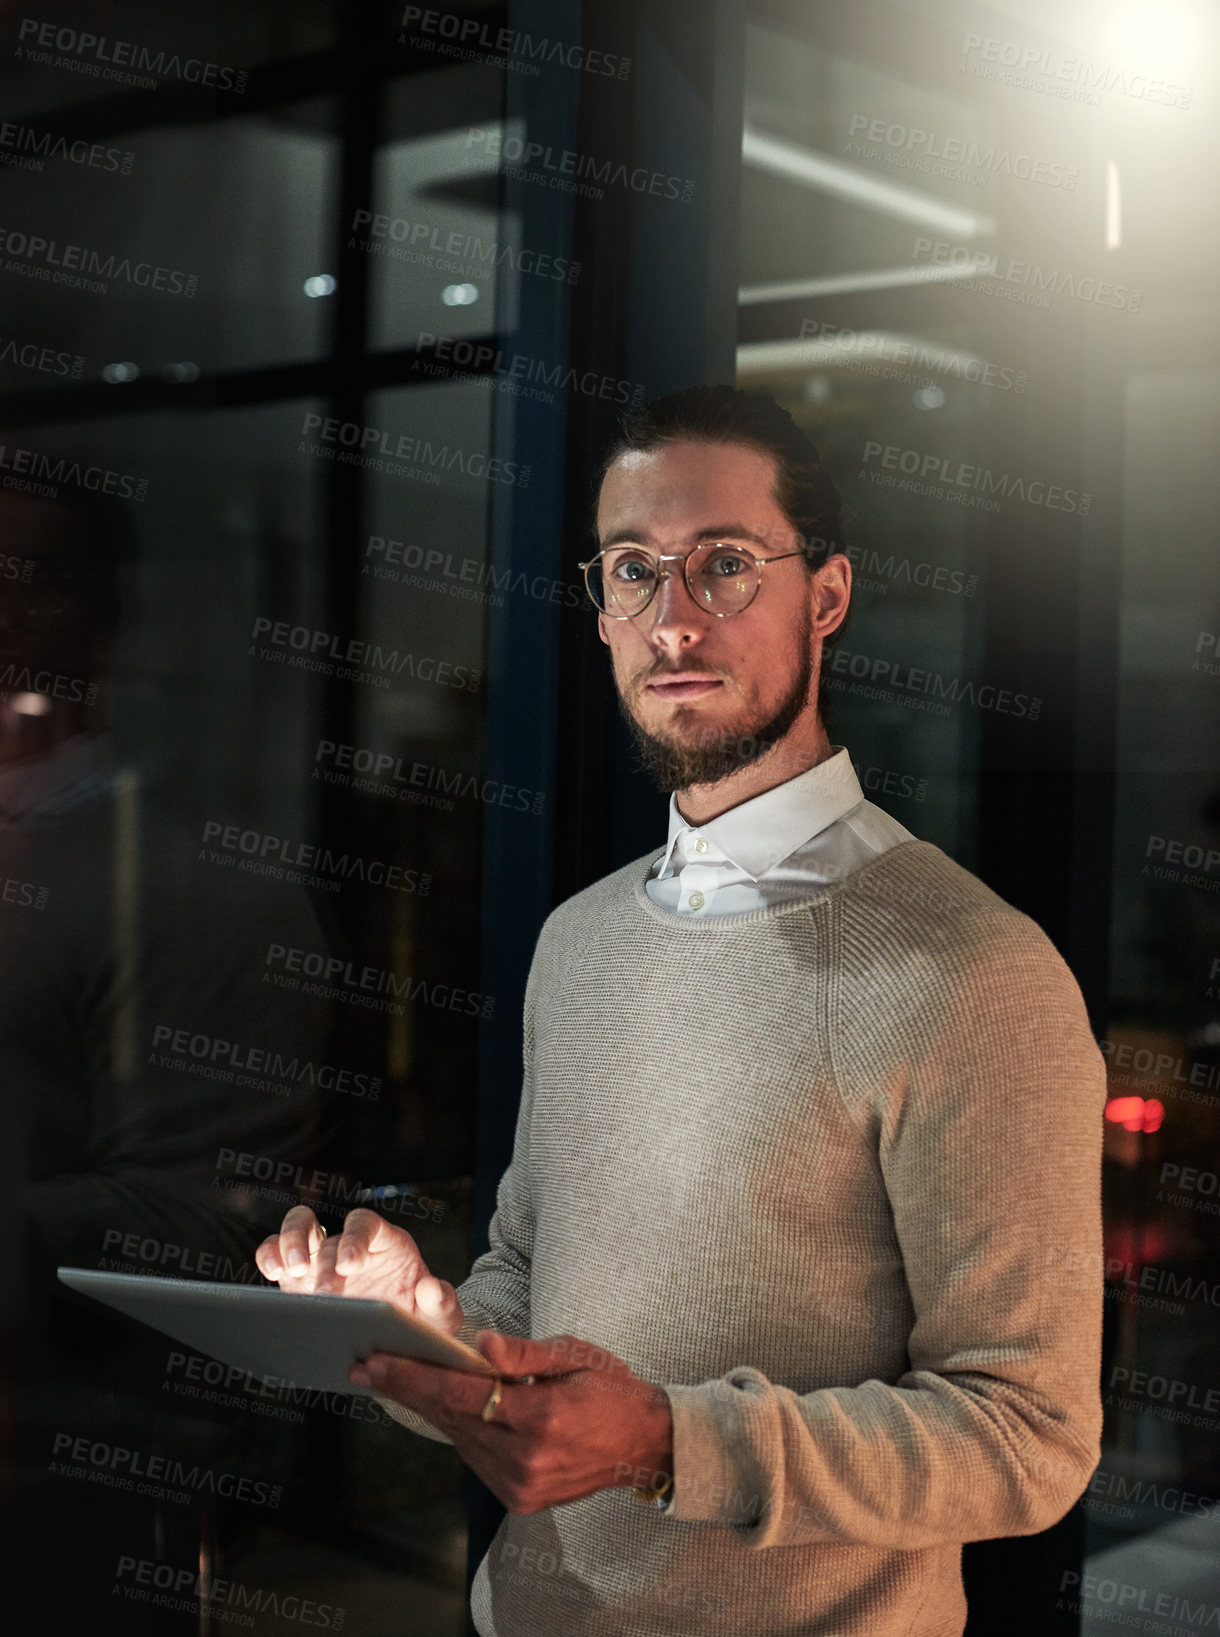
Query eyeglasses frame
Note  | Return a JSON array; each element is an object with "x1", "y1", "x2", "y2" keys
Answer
[{"x1": 576, "y1": 542, "x2": 810, "y2": 620}]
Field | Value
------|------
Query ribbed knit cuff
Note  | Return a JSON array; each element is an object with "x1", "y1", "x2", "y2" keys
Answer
[
  {"x1": 377, "y1": 1396, "x2": 453, "y2": 1442},
  {"x1": 660, "y1": 1372, "x2": 771, "y2": 1530}
]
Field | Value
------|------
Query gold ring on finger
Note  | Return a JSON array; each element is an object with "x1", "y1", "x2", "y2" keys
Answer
[{"x1": 480, "y1": 1378, "x2": 503, "y2": 1423}]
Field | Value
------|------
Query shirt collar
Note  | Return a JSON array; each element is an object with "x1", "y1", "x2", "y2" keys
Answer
[{"x1": 655, "y1": 746, "x2": 866, "y2": 880}]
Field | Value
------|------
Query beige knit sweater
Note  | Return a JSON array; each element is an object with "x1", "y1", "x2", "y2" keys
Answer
[{"x1": 382, "y1": 837, "x2": 1106, "y2": 1635}]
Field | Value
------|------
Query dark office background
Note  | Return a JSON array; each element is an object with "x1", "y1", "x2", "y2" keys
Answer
[{"x1": 1, "y1": 0, "x2": 1217, "y2": 1632}]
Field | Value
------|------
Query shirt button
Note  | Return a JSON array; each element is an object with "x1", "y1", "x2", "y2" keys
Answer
[
  {"x1": 694, "y1": 837, "x2": 709, "y2": 854},
  {"x1": 688, "y1": 890, "x2": 705, "y2": 910}
]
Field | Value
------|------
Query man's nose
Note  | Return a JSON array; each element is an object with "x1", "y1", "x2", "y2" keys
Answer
[{"x1": 645, "y1": 562, "x2": 703, "y2": 638}]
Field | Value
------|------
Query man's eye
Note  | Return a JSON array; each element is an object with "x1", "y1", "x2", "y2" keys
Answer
[
  {"x1": 611, "y1": 557, "x2": 653, "y2": 582},
  {"x1": 705, "y1": 551, "x2": 746, "y2": 576}
]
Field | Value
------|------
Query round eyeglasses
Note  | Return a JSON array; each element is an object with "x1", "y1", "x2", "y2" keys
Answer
[{"x1": 577, "y1": 541, "x2": 808, "y2": 619}]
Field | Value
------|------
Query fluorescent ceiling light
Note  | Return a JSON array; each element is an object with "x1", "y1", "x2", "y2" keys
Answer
[
  {"x1": 739, "y1": 262, "x2": 991, "y2": 306},
  {"x1": 736, "y1": 331, "x2": 994, "y2": 376},
  {"x1": 742, "y1": 123, "x2": 995, "y2": 240}
]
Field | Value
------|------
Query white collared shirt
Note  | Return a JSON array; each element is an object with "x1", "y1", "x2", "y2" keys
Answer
[{"x1": 644, "y1": 745, "x2": 915, "y2": 916}]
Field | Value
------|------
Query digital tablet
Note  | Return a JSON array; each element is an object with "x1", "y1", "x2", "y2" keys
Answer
[{"x1": 57, "y1": 1267, "x2": 496, "y2": 1395}]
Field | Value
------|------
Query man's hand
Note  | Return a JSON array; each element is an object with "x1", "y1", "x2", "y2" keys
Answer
[
  {"x1": 254, "y1": 1206, "x2": 463, "y2": 1336},
  {"x1": 350, "y1": 1331, "x2": 673, "y2": 1514}
]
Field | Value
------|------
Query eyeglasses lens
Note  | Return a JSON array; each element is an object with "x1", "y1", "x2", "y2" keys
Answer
[{"x1": 589, "y1": 543, "x2": 758, "y2": 616}]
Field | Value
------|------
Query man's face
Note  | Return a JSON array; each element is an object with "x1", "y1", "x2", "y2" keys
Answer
[{"x1": 594, "y1": 439, "x2": 837, "y2": 793}]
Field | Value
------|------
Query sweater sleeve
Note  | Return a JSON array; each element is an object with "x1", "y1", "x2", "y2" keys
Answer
[
  {"x1": 660, "y1": 910, "x2": 1106, "y2": 1549},
  {"x1": 379, "y1": 925, "x2": 545, "y2": 1442}
]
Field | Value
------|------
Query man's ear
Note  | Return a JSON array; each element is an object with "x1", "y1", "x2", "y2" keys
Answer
[
  {"x1": 811, "y1": 553, "x2": 851, "y2": 640},
  {"x1": 597, "y1": 611, "x2": 610, "y2": 646}
]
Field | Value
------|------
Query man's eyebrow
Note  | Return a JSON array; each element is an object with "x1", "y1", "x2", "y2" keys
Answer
[{"x1": 597, "y1": 523, "x2": 775, "y2": 550}]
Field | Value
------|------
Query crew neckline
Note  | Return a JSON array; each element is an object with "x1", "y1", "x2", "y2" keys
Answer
[{"x1": 628, "y1": 836, "x2": 931, "y2": 930}]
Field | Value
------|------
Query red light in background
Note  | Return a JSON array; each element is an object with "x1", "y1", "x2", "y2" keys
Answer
[{"x1": 1105, "y1": 1096, "x2": 1164, "y2": 1133}]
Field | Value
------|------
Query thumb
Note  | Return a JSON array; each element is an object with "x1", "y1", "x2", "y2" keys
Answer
[
  {"x1": 414, "y1": 1274, "x2": 462, "y2": 1336},
  {"x1": 476, "y1": 1330, "x2": 583, "y2": 1379}
]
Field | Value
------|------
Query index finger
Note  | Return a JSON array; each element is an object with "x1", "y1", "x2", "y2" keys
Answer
[
  {"x1": 333, "y1": 1207, "x2": 419, "y2": 1274},
  {"x1": 277, "y1": 1205, "x2": 326, "y2": 1274}
]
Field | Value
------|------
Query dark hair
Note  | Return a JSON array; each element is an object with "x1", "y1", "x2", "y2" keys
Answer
[{"x1": 597, "y1": 384, "x2": 844, "y2": 571}]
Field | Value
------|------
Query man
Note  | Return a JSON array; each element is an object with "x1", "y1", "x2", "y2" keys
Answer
[{"x1": 258, "y1": 386, "x2": 1106, "y2": 1635}]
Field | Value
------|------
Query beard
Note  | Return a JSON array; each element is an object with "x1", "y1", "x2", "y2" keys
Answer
[{"x1": 616, "y1": 611, "x2": 814, "y2": 794}]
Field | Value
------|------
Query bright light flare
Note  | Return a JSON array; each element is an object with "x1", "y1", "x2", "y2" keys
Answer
[{"x1": 1105, "y1": 1095, "x2": 1164, "y2": 1133}]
